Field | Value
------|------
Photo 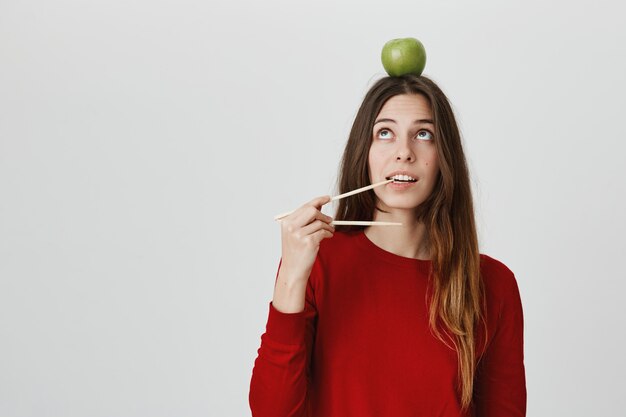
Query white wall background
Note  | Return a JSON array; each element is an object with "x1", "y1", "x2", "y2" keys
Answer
[{"x1": 1, "y1": 0, "x2": 625, "y2": 416}]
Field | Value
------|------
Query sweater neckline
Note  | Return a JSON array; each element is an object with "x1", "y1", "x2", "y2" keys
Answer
[{"x1": 353, "y1": 229, "x2": 433, "y2": 274}]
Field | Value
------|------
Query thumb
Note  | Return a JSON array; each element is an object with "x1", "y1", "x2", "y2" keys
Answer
[{"x1": 310, "y1": 194, "x2": 332, "y2": 208}]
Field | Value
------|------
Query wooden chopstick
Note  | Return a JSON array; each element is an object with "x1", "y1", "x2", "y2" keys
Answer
[
  {"x1": 273, "y1": 179, "x2": 394, "y2": 221},
  {"x1": 331, "y1": 221, "x2": 402, "y2": 226},
  {"x1": 328, "y1": 179, "x2": 393, "y2": 202}
]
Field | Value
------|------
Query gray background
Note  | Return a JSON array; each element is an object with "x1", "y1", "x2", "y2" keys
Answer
[{"x1": 1, "y1": 0, "x2": 625, "y2": 416}]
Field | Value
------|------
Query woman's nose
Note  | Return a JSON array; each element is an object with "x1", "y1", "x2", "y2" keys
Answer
[
  {"x1": 396, "y1": 152, "x2": 413, "y2": 161},
  {"x1": 395, "y1": 140, "x2": 415, "y2": 161}
]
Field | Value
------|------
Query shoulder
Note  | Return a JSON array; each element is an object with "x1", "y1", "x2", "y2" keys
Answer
[
  {"x1": 479, "y1": 253, "x2": 522, "y2": 305},
  {"x1": 479, "y1": 253, "x2": 515, "y2": 281}
]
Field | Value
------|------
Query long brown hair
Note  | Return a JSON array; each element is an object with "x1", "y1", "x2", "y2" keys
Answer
[{"x1": 332, "y1": 74, "x2": 488, "y2": 411}]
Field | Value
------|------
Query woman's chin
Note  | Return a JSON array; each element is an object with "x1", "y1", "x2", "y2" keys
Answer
[{"x1": 379, "y1": 198, "x2": 425, "y2": 211}]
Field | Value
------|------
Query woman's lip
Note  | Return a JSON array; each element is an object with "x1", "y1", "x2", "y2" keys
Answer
[
  {"x1": 385, "y1": 173, "x2": 419, "y2": 179},
  {"x1": 387, "y1": 180, "x2": 417, "y2": 189}
]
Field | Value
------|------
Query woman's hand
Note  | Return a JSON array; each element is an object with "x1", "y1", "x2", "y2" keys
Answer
[{"x1": 278, "y1": 195, "x2": 335, "y2": 285}]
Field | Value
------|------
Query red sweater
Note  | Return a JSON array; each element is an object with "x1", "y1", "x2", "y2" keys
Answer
[{"x1": 249, "y1": 229, "x2": 526, "y2": 417}]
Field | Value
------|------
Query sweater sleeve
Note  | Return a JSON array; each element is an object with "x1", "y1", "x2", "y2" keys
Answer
[
  {"x1": 249, "y1": 258, "x2": 319, "y2": 417},
  {"x1": 473, "y1": 272, "x2": 527, "y2": 416}
]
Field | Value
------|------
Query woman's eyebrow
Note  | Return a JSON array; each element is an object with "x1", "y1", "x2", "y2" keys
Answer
[{"x1": 374, "y1": 118, "x2": 434, "y2": 125}]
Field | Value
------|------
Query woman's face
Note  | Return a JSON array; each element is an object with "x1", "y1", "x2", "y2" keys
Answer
[{"x1": 368, "y1": 93, "x2": 440, "y2": 212}]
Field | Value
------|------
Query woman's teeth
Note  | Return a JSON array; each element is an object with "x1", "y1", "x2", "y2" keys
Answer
[{"x1": 386, "y1": 175, "x2": 417, "y2": 183}]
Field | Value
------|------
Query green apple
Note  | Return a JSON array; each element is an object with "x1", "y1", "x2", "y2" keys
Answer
[{"x1": 381, "y1": 38, "x2": 427, "y2": 77}]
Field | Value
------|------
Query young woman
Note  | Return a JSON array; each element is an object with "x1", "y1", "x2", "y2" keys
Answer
[{"x1": 249, "y1": 74, "x2": 526, "y2": 417}]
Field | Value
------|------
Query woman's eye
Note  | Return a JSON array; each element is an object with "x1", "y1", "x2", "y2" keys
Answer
[
  {"x1": 417, "y1": 130, "x2": 433, "y2": 140},
  {"x1": 377, "y1": 129, "x2": 392, "y2": 139},
  {"x1": 375, "y1": 128, "x2": 433, "y2": 141}
]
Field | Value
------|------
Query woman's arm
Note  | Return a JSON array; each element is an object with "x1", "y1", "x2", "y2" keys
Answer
[
  {"x1": 249, "y1": 258, "x2": 318, "y2": 417},
  {"x1": 473, "y1": 272, "x2": 527, "y2": 416}
]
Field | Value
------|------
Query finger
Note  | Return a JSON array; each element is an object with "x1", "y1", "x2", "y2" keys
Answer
[
  {"x1": 291, "y1": 196, "x2": 333, "y2": 227},
  {"x1": 293, "y1": 204, "x2": 334, "y2": 229},
  {"x1": 307, "y1": 194, "x2": 332, "y2": 209},
  {"x1": 301, "y1": 218, "x2": 335, "y2": 237},
  {"x1": 311, "y1": 228, "x2": 334, "y2": 245},
  {"x1": 278, "y1": 195, "x2": 330, "y2": 224}
]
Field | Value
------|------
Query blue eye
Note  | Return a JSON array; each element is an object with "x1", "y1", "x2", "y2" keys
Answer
[
  {"x1": 417, "y1": 130, "x2": 433, "y2": 140},
  {"x1": 377, "y1": 129, "x2": 392, "y2": 140},
  {"x1": 375, "y1": 128, "x2": 434, "y2": 141}
]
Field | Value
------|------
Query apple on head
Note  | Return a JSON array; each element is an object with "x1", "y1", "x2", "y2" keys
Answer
[{"x1": 381, "y1": 37, "x2": 427, "y2": 77}]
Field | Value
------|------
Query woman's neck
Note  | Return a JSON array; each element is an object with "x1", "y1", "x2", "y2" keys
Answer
[{"x1": 364, "y1": 209, "x2": 431, "y2": 260}]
